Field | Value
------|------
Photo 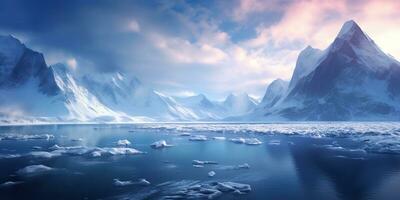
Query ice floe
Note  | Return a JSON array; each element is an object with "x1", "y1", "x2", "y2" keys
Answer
[
  {"x1": 268, "y1": 140, "x2": 281, "y2": 145},
  {"x1": 117, "y1": 139, "x2": 131, "y2": 146},
  {"x1": 48, "y1": 144, "x2": 144, "y2": 157},
  {"x1": 0, "y1": 181, "x2": 23, "y2": 187},
  {"x1": 150, "y1": 140, "x2": 173, "y2": 149},
  {"x1": 134, "y1": 122, "x2": 400, "y2": 154},
  {"x1": 192, "y1": 160, "x2": 218, "y2": 165},
  {"x1": 113, "y1": 178, "x2": 150, "y2": 187},
  {"x1": 17, "y1": 165, "x2": 53, "y2": 176},
  {"x1": 179, "y1": 132, "x2": 191, "y2": 136},
  {"x1": 0, "y1": 134, "x2": 54, "y2": 141},
  {"x1": 213, "y1": 136, "x2": 226, "y2": 140},
  {"x1": 208, "y1": 171, "x2": 216, "y2": 177},
  {"x1": 189, "y1": 135, "x2": 208, "y2": 141},
  {"x1": 218, "y1": 163, "x2": 250, "y2": 170},
  {"x1": 230, "y1": 137, "x2": 262, "y2": 145},
  {"x1": 113, "y1": 179, "x2": 133, "y2": 186},
  {"x1": 161, "y1": 181, "x2": 251, "y2": 199}
]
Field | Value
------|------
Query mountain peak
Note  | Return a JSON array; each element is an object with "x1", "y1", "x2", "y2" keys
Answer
[{"x1": 336, "y1": 20, "x2": 371, "y2": 43}]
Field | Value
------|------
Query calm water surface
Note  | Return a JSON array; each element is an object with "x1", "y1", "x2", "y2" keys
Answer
[{"x1": 0, "y1": 124, "x2": 399, "y2": 200}]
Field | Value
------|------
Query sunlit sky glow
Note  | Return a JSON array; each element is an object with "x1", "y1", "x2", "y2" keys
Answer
[{"x1": 1, "y1": 0, "x2": 399, "y2": 100}]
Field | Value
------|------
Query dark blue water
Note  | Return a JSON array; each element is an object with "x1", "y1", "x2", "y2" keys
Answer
[{"x1": 0, "y1": 124, "x2": 400, "y2": 200}]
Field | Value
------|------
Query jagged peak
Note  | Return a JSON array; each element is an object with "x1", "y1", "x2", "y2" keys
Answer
[{"x1": 335, "y1": 20, "x2": 373, "y2": 45}]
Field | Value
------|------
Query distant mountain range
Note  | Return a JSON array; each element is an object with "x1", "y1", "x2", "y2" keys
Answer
[
  {"x1": 1, "y1": 20, "x2": 399, "y2": 123},
  {"x1": 0, "y1": 37, "x2": 257, "y2": 123}
]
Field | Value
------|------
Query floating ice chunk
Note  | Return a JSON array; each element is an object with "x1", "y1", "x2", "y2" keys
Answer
[
  {"x1": 216, "y1": 182, "x2": 251, "y2": 193},
  {"x1": 0, "y1": 134, "x2": 54, "y2": 141},
  {"x1": 0, "y1": 181, "x2": 22, "y2": 187},
  {"x1": 113, "y1": 179, "x2": 133, "y2": 186},
  {"x1": 193, "y1": 160, "x2": 218, "y2": 165},
  {"x1": 150, "y1": 140, "x2": 173, "y2": 149},
  {"x1": 193, "y1": 165, "x2": 204, "y2": 168},
  {"x1": 236, "y1": 163, "x2": 250, "y2": 169},
  {"x1": 117, "y1": 139, "x2": 131, "y2": 146},
  {"x1": 71, "y1": 138, "x2": 84, "y2": 142},
  {"x1": 268, "y1": 140, "x2": 280, "y2": 145},
  {"x1": 32, "y1": 146, "x2": 42, "y2": 150},
  {"x1": 161, "y1": 181, "x2": 251, "y2": 199},
  {"x1": 245, "y1": 138, "x2": 262, "y2": 145},
  {"x1": 230, "y1": 138, "x2": 262, "y2": 145},
  {"x1": 189, "y1": 135, "x2": 208, "y2": 141},
  {"x1": 28, "y1": 151, "x2": 60, "y2": 158},
  {"x1": 179, "y1": 132, "x2": 191, "y2": 136},
  {"x1": 113, "y1": 178, "x2": 150, "y2": 187},
  {"x1": 17, "y1": 165, "x2": 53, "y2": 176},
  {"x1": 213, "y1": 136, "x2": 226, "y2": 140},
  {"x1": 101, "y1": 147, "x2": 142, "y2": 156},
  {"x1": 0, "y1": 154, "x2": 22, "y2": 159},
  {"x1": 230, "y1": 137, "x2": 246, "y2": 144},
  {"x1": 138, "y1": 178, "x2": 151, "y2": 186},
  {"x1": 208, "y1": 171, "x2": 216, "y2": 177}
]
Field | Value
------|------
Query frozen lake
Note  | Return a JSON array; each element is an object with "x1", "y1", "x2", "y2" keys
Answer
[{"x1": 1, "y1": 123, "x2": 400, "y2": 200}]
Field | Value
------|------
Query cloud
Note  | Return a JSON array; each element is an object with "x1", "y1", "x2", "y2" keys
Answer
[
  {"x1": 67, "y1": 58, "x2": 77, "y2": 70},
  {"x1": 126, "y1": 20, "x2": 140, "y2": 33}
]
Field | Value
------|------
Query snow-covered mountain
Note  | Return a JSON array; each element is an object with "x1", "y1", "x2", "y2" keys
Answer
[
  {"x1": 259, "y1": 79, "x2": 288, "y2": 108},
  {"x1": 252, "y1": 20, "x2": 400, "y2": 121},
  {"x1": 222, "y1": 93, "x2": 258, "y2": 116},
  {"x1": 0, "y1": 35, "x2": 199, "y2": 123},
  {"x1": 175, "y1": 94, "x2": 226, "y2": 120}
]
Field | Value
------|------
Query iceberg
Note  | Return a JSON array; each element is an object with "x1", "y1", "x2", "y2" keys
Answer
[
  {"x1": 150, "y1": 140, "x2": 173, "y2": 149},
  {"x1": 117, "y1": 139, "x2": 131, "y2": 146}
]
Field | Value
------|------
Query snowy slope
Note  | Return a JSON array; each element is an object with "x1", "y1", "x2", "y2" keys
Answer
[
  {"x1": 222, "y1": 93, "x2": 258, "y2": 116},
  {"x1": 175, "y1": 94, "x2": 226, "y2": 120},
  {"x1": 259, "y1": 79, "x2": 289, "y2": 108},
  {"x1": 252, "y1": 20, "x2": 400, "y2": 121}
]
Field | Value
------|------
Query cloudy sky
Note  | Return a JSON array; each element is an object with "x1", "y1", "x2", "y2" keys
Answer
[{"x1": 1, "y1": 0, "x2": 399, "y2": 100}]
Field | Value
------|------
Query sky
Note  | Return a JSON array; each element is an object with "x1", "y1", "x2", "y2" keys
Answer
[{"x1": 0, "y1": 0, "x2": 399, "y2": 100}]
